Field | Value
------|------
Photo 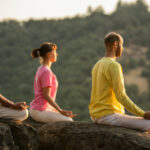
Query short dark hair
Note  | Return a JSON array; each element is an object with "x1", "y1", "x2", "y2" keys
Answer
[{"x1": 104, "y1": 32, "x2": 122, "y2": 47}]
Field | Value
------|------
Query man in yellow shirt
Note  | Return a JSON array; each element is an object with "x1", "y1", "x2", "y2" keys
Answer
[{"x1": 89, "y1": 32, "x2": 150, "y2": 130}]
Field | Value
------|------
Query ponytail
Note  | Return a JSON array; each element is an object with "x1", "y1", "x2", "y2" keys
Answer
[
  {"x1": 31, "y1": 48, "x2": 40, "y2": 58},
  {"x1": 31, "y1": 42, "x2": 57, "y2": 59}
]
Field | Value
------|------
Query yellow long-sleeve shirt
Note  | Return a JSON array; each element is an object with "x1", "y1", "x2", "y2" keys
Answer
[{"x1": 89, "y1": 57, "x2": 145, "y2": 119}]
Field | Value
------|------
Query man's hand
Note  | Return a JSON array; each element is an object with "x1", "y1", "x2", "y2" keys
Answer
[
  {"x1": 13, "y1": 102, "x2": 29, "y2": 110},
  {"x1": 144, "y1": 111, "x2": 150, "y2": 120}
]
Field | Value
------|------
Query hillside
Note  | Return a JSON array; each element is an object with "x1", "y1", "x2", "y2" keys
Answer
[
  {"x1": 0, "y1": 0, "x2": 150, "y2": 121},
  {"x1": 120, "y1": 45, "x2": 148, "y2": 93}
]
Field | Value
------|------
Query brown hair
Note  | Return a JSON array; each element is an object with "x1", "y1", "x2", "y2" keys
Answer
[
  {"x1": 104, "y1": 32, "x2": 122, "y2": 47},
  {"x1": 31, "y1": 42, "x2": 57, "y2": 58}
]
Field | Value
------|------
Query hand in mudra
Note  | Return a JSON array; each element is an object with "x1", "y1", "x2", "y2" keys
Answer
[
  {"x1": 60, "y1": 109, "x2": 77, "y2": 118},
  {"x1": 13, "y1": 102, "x2": 29, "y2": 110},
  {"x1": 144, "y1": 111, "x2": 150, "y2": 120}
]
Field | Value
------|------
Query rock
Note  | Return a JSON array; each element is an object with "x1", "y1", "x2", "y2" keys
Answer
[
  {"x1": 24, "y1": 117, "x2": 44, "y2": 130},
  {"x1": 37, "y1": 121, "x2": 150, "y2": 150},
  {"x1": 0, "y1": 118, "x2": 38, "y2": 150},
  {"x1": 1, "y1": 117, "x2": 150, "y2": 150},
  {"x1": 0, "y1": 122, "x2": 16, "y2": 150}
]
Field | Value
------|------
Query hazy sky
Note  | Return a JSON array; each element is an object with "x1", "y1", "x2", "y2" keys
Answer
[{"x1": 0, "y1": 0, "x2": 150, "y2": 20}]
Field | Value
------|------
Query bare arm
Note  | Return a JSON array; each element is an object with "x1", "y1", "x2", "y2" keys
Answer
[
  {"x1": 0, "y1": 94, "x2": 15, "y2": 107},
  {"x1": 42, "y1": 87, "x2": 62, "y2": 112},
  {"x1": 42, "y1": 87, "x2": 73, "y2": 117},
  {"x1": 0, "y1": 94, "x2": 28, "y2": 110}
]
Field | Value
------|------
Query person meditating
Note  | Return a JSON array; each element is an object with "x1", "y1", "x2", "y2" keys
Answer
[
  {"x1": 29, "y1": 42, "x2": 74, "y2": 123},
  {"x1": 0, "y1": 94, "x2": 28, "y2": 121},
  {"x1": 89, "y1": 32, "x2": 150, "y2": 130}
]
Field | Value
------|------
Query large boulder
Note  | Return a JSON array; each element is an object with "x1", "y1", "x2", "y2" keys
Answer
[
  {"x1": 1, "y1": 117, "x2": 150, "y2": 150},
  {"x1": 36, "y1": 121, "x2": 150, "y2": 150}
]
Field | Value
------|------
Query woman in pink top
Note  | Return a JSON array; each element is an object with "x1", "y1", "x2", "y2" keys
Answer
[{"x1": 29, "y1": 42, "x2": 73, "y2": 123}]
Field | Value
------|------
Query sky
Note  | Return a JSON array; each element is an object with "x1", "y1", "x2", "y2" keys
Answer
[{"x1": 0, "y1": 0, "x2": 150, "y2": 21}]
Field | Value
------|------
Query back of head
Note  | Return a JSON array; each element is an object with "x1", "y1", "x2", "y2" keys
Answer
[
  {"x1": 104, "y1": 32, "x2": 122, "y2": 48},
  {"x1": 31, "y1": 42, "x2": 57, "y2": 58}
]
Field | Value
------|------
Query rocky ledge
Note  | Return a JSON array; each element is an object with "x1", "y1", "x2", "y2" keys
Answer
[
  {"x1": 0, "y1": 118, "x2": 38, "y2": 150},
  {"x1": 0, "y1": 117, "x2": 150, "y2": 150}
]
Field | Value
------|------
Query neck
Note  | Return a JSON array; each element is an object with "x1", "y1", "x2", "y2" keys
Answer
[
  {"x1": 42, "y1": 59, "x2": 52, "y2": 69},
  {"x1": 105, "y1": 48, "x2": 116, "y2": 60}
]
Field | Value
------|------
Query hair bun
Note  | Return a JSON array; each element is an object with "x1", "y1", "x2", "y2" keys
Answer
[{"x1": 31, "y1": 48, "x2": 40, "y2": 58}]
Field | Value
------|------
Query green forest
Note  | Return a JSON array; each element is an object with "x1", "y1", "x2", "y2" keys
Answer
[{"x1": 0, "y1": 0, "x2": 150, "y2": 121}]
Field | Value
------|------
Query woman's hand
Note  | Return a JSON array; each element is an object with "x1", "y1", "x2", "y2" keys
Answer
[
  {"x1": 60, "y1": 109, "x2": 72, "y2": 117},
  {"x1": 60, "y1": 109, "x2": 77, "y2": 118},
  {"x1": 144, "y1": 111, "x2": 150, "y2": 120}
]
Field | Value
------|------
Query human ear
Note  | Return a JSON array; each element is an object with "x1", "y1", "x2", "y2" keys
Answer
[
  {"x1": 46, "y1": 52, "x2": 52, "y2": 59},
  {"x1": 113, "y1": 41, "x2": 118, "y2": 49}
]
